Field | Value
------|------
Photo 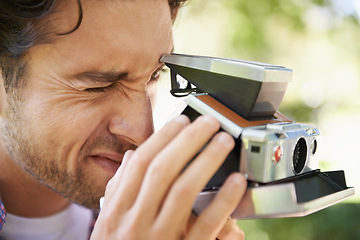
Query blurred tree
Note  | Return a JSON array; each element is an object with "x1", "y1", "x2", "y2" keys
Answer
[
  {"x1": 169, "y1": 1, "x2": 360, "y2": 239},
  {"x1": 221, "y1": 0, "x2": 359, "y2": 58},
  {"x1": 240, "y1": 203, "x2": 360, "y2": 240}
]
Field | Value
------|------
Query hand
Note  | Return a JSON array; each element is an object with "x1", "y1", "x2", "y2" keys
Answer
[
  {"x1": 90, "y1": 115, "x2": 247, "y2": 240},
  {"x1": 186, "y1": 214, "x2": 245, "y2": 240}
]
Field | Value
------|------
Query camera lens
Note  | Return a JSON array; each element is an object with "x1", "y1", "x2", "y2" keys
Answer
[{"x1": 293, "y1": 138, "x2": 307, "y2": 174}]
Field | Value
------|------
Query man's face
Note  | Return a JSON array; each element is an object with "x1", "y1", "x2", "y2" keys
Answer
[{"x1": 1, "y1": 0, "x2": 173, "y2": 208}]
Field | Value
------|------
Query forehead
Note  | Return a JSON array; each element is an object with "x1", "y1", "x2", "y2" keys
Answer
[{"x1": 29, "y1": 0, "x2": 173, "y2": 77}]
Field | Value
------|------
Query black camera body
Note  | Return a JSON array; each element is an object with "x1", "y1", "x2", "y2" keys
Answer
[{"x1": 161, "y1": 53, "x2": 354, "y2": 219}]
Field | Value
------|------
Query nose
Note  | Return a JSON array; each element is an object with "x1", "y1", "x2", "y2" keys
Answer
[{"x1": 108, "y1": 92, "x2": 154, "y2": 146}]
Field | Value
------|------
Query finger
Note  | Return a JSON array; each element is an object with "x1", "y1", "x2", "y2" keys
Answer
[
  {"x1": 133, "y1": 116, "x2": 221, "y2": 223},
  {"x1": 154, "y1": 131, "x2": 235, "y2": 237},
  {"x1": 182, "y1": 213, "x2": 197, "y2": 237},
  {"x1": 104, "y1": 149, "x2": 134, "y2": 202},
  {"x1": 216, "y1": 219, "x2": 245, "y2": 240},
  {"x1": 104, "y1": 115, "x2": 190, "y2": 211},
  {"x1": 187, "y1": 173, "x2": 247, "y2": 240}
]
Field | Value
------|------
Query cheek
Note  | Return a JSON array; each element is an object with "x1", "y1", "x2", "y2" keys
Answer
[
  {"x1": 23, "y1": 89, "x2": 154, "y2": 147},
  {"x1": 22, "y1": 94, "x2": 103, "y2": 148}
]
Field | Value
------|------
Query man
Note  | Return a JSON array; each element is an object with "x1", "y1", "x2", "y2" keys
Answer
[{"x1": 0, "y1": 0, "x2": 247, "y2": 239}]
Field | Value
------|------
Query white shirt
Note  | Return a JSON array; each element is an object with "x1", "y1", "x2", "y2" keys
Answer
[{"x1": 0, "y1": 203, "x2": 93, "y2": 240}]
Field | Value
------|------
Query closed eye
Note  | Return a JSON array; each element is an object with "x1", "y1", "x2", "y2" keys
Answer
[
  {"x1": 71, "y1": 71, "x2": 127, "y2": 93},
  {"x1": 78, "y1": 66, "x2": 167, "y2": 93},
  {"x1": 84, "y1": 82, "x2": 117, "y2": 93}
]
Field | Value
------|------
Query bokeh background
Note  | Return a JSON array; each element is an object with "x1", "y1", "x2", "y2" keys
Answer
[{"x1": 152, "y1": 0, "x2": 360, "y2": 239}]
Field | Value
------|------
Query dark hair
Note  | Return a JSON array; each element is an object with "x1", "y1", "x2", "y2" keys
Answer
[
  {"x1": 168, "y1": 0, "x2": 188, "y2": 21},
  {"x1": 0, "y1": 0, "x2": 188, "y2": 93}
]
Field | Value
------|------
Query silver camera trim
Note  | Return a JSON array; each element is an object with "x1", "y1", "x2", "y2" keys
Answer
[
  {"x1": 193, "y1": 179, "x2": 354, "y2": 219},
  {"x1": 162, "y1": 53, "x2": 354, "y2": 219},
  {"x1": 182, "y1": 94, "x2": 319, "y2": 183},
  {"x1": 160, "y1": 53, "x2": 292, "y2": 83}
]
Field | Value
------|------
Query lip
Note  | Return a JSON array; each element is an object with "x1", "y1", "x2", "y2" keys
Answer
[
  {"x1": 90, "y1": 152, "x2": 124, "y2": 175},
  {"x1": 92, "y1": 152, "x2": 124, "y2": 162}
]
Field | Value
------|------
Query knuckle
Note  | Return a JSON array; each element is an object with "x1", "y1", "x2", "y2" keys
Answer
[
  {"x1": 146, "y1": 161, "x2": 172, "y2": 183},
  {"x1": 226, "y1": 229, "x2": 245, "y2": 240},
  {"x1": 94, "y1": 212, "x2": 117, "y2": 236},
  {"x1": 200, "y1": 215, "x2": 217, "y2": 229},
  {"x1": 105, "y1": 177, "x2": 115, "y2": 191},
  {"x1": 104, "y1": 178, "x2": 117, "y2": 197},
  {"x1": 218, "y1": 221, "x2": 245, "y2": 240},
  {"x1": 150, "y1": 226, "x2": 167, "y2": 240},
  {"x1": 117, "y1": 216, "x2": 144, "y2": 240},
  {"x1": 239, "y1": 228, "x2": 245, "y2": 240},
  {"x1": 148, "y1": 160, "x2": 168, "y2": 175},
  {"x1": 173, "y1": 181, "x2": 194, "y2": 197},
  {"x1": 128, "y1": 151, "x2": 144, "y2": 164},
  {"x1": 124, "y1": 151, "x2": 151, "y2": 172},
  {"x1": 121, "y1": 226, "x2": 141, "y2": 240}
]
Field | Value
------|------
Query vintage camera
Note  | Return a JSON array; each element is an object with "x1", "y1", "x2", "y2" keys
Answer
[{"x1": 160, "y1": 53, "x2": 354, "y2": 219}]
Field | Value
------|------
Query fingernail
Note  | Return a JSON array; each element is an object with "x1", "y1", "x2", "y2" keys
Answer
[
  {"x1": 217, "y1": 132, "x2": 235, "y2": 148},
  {"x1": 229, "y1": 173, "x2": 247, "y2": 187},
  {"x1": 172, "y1": 114, "x2": 190, "y2": 125},
  {"x1": 199, "y1": 115, "x2": 219, "y2": 128}
]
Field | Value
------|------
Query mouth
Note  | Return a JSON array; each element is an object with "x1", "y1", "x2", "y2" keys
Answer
[{"x1": 90, "y1": 152, "x2": 124, "y2": 175}]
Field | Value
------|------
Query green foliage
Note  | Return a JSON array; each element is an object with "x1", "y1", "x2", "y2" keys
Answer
[
  {"x1": 278, "y1": 102, "x2": 314, "y2": 122},
  {"x1": 175, "y1": 2, "x2": 360, "y2": 238},
  {"x1": 216, "y1": 0, "x2": 360, "y2": 61},
  {"x1": 180, "y1": 1, "x2": 360, "y2": 239},
  {"x1": 239, "y1": 203, "x2": 360, "y2": 240}
]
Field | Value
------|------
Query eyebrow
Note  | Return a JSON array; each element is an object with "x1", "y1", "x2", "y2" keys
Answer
[{"x1": 70, "y1": 60, "x2": 168, "y2": 85}]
